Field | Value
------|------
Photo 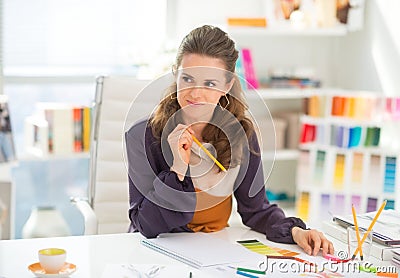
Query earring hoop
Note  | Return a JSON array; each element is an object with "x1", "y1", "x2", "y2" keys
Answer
[
  {"x1": 170, "y1": 91, "x2": 177, "y2": 100},
  {"x1": 219, "y1": 94, "x2": 230, "y2": 110}
]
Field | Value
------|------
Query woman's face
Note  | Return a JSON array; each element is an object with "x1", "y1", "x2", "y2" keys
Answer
[{"x1": 176, "y1": 54, "x2": 233, "y2": 123}]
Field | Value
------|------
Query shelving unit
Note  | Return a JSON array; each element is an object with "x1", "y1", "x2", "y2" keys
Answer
[
  {"x1": 262, "y1": 149, "x2": 299, "y2": 161},
  {"x1": 247, "y1": 88, "x2": 330, "y2": 99},
  {"x1": 296, "y1": 93, "x2": 400, "y2": 226},
  {"x1": 245, "y1": 86, "x2": 400, "y2": 220},
  {"x1": 230, "y1": 21, "x2": 362, "y2": 203},
  {"x1": 228, "y1": 24, "x2": 348, "y2": 37}
]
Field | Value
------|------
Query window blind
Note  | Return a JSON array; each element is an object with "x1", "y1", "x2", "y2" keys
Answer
[{"x1": 3, "y1": 0, "x2": 166, "y2": 73}]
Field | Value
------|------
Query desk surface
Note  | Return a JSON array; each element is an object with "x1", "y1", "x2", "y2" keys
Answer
[{"x1": 0, "y1": 227, "x2": 395, "y2": 278}]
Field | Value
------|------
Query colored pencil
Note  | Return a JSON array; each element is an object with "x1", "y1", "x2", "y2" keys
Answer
[
  {"x1": 352, "y1": 200, "x2": 387, "y2": 258},
  {"x1": 236, "y1": 267, "x2": 266, "y2": 275},
  {"x1": 191, "y1": 135, "x2": 227, "y2": 172},
  {"x1": 236, "y1": 270, "x2": 259, "y2": 278},
  {"x1": 351, "y1": 204, "x2": 363, "y2": 260}
]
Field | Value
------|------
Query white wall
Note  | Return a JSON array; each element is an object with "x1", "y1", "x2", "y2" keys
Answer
[
  {"x1": 334, "y1": 0, "x2": 400, "y2": 96},
  {"x1": 169, "y1": 0, "x2": 265, "y2": 41}
]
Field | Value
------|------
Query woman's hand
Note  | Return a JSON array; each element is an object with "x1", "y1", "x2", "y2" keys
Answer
[
  {"x1": 168, "y1": 124, "x2": 194, "y2": 181},
  {"x1": 292, "y1": 227, "x2": 334, "y2": 256}
]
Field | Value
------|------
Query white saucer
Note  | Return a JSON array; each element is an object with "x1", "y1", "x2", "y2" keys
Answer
[{"x1": 28, "y1": 262, "x2": 76, "y2": 277}]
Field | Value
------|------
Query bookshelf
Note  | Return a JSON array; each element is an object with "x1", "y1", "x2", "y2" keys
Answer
[
  {"x1": 245, "y1": 88, "x2": 400, "y2": 222},
  {"x1": 296, "y1": 92, "x2": 400, "y2": 226},
  {"x1": 24, "y1": 104, "x2": 93, "y2": 158}
]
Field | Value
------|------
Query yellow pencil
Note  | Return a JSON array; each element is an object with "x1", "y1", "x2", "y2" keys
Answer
[
  {"x1": 351, "y1": 204, "x2": 363, "y2": 260},
  {"x1": 352, "y1": 200, "x2": 387, "y2": 258},
  {"x1": 191, "y1": 135, "x2": 227, "y2": 172}
]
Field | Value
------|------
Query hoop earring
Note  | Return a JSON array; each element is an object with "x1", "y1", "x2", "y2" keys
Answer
[
  {"x1": 170, "y1": 91, "x2": 177, "y2": 100},
  {"x1": 219, "y1": 94, "x2": 230, "y2": 110}
]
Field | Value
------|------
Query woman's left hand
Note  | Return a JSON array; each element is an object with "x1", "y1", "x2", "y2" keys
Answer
[{"x1": 291, "y1": 227, "x2": 334, "y2": 256}]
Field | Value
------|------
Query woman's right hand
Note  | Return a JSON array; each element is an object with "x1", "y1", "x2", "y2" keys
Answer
[{"x1": 167, "y1": 124, "x2": 194, "y2": 180}]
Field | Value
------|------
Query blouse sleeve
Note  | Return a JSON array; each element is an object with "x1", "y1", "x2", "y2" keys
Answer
[
  {"x1": 234, "y1": 133, "x2": 306, "y2": 244},
  {"x1": 125, "y1": 121, "x2": 196, "y2": 238}
]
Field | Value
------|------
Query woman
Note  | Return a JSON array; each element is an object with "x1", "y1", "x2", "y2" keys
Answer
[{"x1": 125, "y1": 25, "x2": 334, "y2": 256}]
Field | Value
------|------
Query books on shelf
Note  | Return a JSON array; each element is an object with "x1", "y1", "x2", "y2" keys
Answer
[
  {"x1": 300, "y1": 123, "x2": 316, "y2": 143},
  {"x1": 73, "y1": 107, "x2": 83, "y2": 152},
  {"x1": 267, "y1": 76, "x2": 321, "y2": 89},
  {"x1": 24, "y1": 103, "x2": 92, "y2": 156},
  {"x1": 300, "y1": 123, "x2": 381, "y2": 148},
  {"x1": 331, "y1": 96, "x2": 381, "y2": 120},
  {"x1": 385, "y1": 97, "x2": 400, "y2": 120},
  {"x1": 52, "y1": 108, "x2": 74, "y2": 154},
  {"x1": 296, "y1": 191, "x2": 310, "y2": 221},
  {"x1": 236, "y1": 48, "x2": 259, "y2": 90}
]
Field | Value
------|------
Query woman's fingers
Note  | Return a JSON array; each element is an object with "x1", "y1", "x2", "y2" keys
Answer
[
  {"x1": 168, "y1": 124, "x2": 194, "y2": 165},
  {"x1": 297, "y1": 237, "x2": 313, "y2": 256},
  {"x1": 292, "y1": 228, "x2": 335, "y2": 256}
]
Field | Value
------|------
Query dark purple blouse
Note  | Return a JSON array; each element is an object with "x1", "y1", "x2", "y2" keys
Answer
[{"x1": 125, "y1": 119, "x2": 306, "y2": 243}]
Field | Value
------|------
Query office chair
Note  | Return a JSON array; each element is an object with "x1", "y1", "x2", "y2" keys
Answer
[{"x1": 72, "y1": 76, "x2": 159, "y2": 235}]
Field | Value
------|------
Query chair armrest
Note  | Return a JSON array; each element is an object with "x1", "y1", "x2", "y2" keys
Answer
[{"x1": 70, "y1": 197, "x2": 98, "y2": 235}]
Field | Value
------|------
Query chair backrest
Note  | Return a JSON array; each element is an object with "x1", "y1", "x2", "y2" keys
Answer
[{"x1": 90, "y1": 76, "x2": 159, "y2": 234}]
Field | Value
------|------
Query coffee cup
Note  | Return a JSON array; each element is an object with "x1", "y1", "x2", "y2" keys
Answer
[{"x1": 38, "y1": 248, "x2": 66, "y2": 274}]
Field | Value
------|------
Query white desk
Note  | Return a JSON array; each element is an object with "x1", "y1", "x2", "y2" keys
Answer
[
  {"x1": 0, "y1": 227, "x2": 396, "y2": 278},
  {"x1": 0, "y1": 227, "x2": 259, "y2": 277}
]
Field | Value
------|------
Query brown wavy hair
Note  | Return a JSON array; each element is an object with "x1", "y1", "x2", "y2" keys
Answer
[{"x1": 151, "y1": 25, "x2": 257, "y2": 171}]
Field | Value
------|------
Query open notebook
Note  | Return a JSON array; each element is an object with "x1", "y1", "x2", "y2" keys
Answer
[{"x1": 141, "y1": 232, "x2": 263, "y2": 268}]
